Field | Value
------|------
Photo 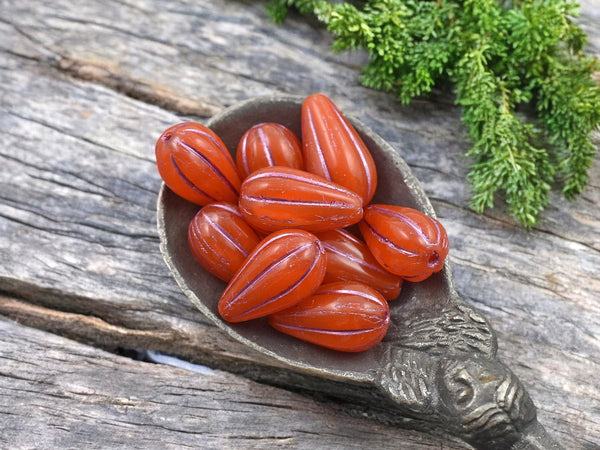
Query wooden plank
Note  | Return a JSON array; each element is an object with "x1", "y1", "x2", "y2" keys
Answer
[
  {"x1": 1, "y1": 0, "x2": 599, "y2": 447},
  {"x1": 0, "y1": 317, "x2": 468, "y2": 448}
]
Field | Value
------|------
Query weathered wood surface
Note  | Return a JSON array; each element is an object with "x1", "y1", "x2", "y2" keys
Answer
[
  {"x1": 0, "y1": 317, "x2": 469, "y2": 449},
  {"x1": 1, "y1": 0, "x2": 599, "y2": 448}
]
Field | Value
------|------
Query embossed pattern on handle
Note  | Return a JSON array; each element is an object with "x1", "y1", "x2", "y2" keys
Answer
[
  {"x1": 374, "y1": 298, "x2": 564, "y2": 449},
  {"x1": 436, "y1": 356, "x2": 536, "y2": 449}
]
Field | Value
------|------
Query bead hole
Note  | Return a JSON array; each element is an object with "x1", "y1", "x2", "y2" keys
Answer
[{"x1": 428, "y1": 251, "x2": 440, "y2": 267}]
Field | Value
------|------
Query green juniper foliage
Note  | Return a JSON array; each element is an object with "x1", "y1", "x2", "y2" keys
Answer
[{"x1": 268, "y1": 0, "x2": 600, "y2": 227}]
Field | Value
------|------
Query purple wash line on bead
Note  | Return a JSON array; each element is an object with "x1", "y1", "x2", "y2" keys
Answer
[
  {"x1": 315, "y1": 288, "x2": 386, "y2": 306},
  {"x1": 210, "y1": 202, "x2": 245, "y2": 219},
  {"x1": 273, "y1": 319, "x2": 389, "y2": 352},
  {"x1": 273, "y1": 322, "x2": 382, "y2": 336},
  {"x1": 185, "y1": 127, "x2": 235, "y2": 163},
  {"x1": 278, "y1": 288, "x2": 389, "y2": 325},
  {"x1": 304, "y1": 107, "x2": 333, "y2": 181},
  {"x1": 238, "y1": 130, "x2": 252, "y2": 176},
  {"x1": 189, "y1": 222, "x2": 230, "y2": 276},
  {"x1": 369, "y1": 206, "x2": 441, "y2": 247},
  {"x1": 362, "y1": 220, "x2": 419, "y2": 257},
  {"x1": 179, "y1": 140, "x2": 239, "y2": 197},
  {"x1": 233, "y1": 246, "x2": 321, "y2": 320},
  {"x1": 243, "y1": 195, "x2": 354, "y2": 209},
  {"x1": 244, "y1": 169, "x2": 358, "y2": 197},
  {"x1": 170, "y1": 155, "x2": 216, "y2": 202},
  {"x1": 320, "y1": 241, "x2": 389, "y2": 276},
  {"x1": 228, "y1": 242, "x2": 322, "y2": 320},
  {"x1": 203, "y1": 213, "x2": 250, "y2": 258},
  {"x1": 225, "y1": 244, "x2": 307, "y2": 309},
  {"x1": 257, "y1": 127, "x2": 276, "y2": 165},
  {"x1": 239, "y1": 126, "x2": 278, "y2": 176},
  {"x1": 329, "y1": 101, "x2": 375, "y2": 199}
]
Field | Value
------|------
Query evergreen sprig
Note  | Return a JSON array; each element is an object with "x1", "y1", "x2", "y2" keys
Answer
[{"x1": 267, "y1": 0, "x2": 600, "y2": 227}]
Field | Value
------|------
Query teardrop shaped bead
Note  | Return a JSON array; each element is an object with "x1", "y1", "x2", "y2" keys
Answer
[
  {"x1": 239, "y1": 166, "x2": 363, "y2": 233},
  {"x1": 302, "y1": 93, "x2": 377, "y2": 204},
  {"x1": 188, "y1": 202, "x2": 261, "y2": 282},
  {"x1": 269, "y1": 281, "x2": 390, "y2": 352},
  {"x1": 218, "y1": 229, "x2": 327, "y2": 323},
  {"x1": 155, "y1": 121, "x2": 241, "y2": 205},
  {"x1": 236, "y1": 122, "x2": 304, "y2": 179},
  {"x1": 359, "y1": 204, "x2": 449, "y2": 282}
]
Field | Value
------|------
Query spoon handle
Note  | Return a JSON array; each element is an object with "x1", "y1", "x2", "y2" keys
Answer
[
  {"x1": 512, "y1": 420, "x2": 564, "y2": 450},
  {"x1": 375, "y1": 350, "x2": 563, "y2": 449}
]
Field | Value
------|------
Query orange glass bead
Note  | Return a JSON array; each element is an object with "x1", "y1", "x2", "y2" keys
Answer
[
  {"x1": 359, "y1": 205, "x2": 449, "y2": 282},
  {"x1": 218, "y1": 229, "x2": 327, "y2": 323},
  {"x1": 301, "y1": 93, "x2": 378, "y2": 204},
  {"x1": 317, "y1": 228, "x2": 402, "y2": 300},
  {"x1": 236, "y1": 122, "x2": 304, "y2": 179},
  {"x1": 268, "y1": 281, "x2": 390, "y2": 352},
  {"x1": 188, "y1": 202, "x2": 261, "y2": 282},
  {"x1": 155, "y1": 121, "x2": 241, "y2": 205},
  {"x1": 238, "y1": 166, "x2": 363, "y2": 233}
]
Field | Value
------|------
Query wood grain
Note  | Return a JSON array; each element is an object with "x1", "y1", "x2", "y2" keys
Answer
[
  {"x1": 1, "y1": 0, "x2": 599, "y2": 448},
  {"x1": 0, "y1": 317, "x2": 468, "y2": 449}
]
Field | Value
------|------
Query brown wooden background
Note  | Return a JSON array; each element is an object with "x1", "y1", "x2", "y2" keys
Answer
[{"x1": 1, "y1": 1, "x2": 599, "y2": 448}]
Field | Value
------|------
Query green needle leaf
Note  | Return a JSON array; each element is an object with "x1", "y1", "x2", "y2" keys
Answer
[{"x1": 268, "y1": 0, "x2": 600, "y2": 227}]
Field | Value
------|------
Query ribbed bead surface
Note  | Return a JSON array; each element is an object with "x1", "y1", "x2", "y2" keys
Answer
[
  {"x1": 218, "y1": 229, "x2": 326, "y2": 323},
  {"x1": 359, "y1": 205, "x2": 449, "y2": 282},
  {"x1": 239, "y1": 166, "x2": 363, "y2": 233},
  {"x1": 269, "y1": 281, "x2": 390, "y2": 352},
  {"x1": 188, "y1": 202, "x2": 260, "y2": 282},
  {"x1": 317, "y1": 228, "x2": 402, "y2": 300},
  {"x1": 155, "y1": 121, "x2": 241, "y2": 205},
  {"x1": 236, "y1": 122, "x2": 303, "y2": 179},
  {"x1": 301, "y1": 94, "x2": 377, "y2": 204}
]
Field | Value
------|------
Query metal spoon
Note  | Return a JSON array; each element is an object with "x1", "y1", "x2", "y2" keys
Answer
[{"x1": 157, "y1": 95, "x2": 561, "y2": 449}]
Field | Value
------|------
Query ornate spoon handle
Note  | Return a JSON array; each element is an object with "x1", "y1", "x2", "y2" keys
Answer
[{"x1": 375, "y1": 349, "x2": 563, "y2": 449}]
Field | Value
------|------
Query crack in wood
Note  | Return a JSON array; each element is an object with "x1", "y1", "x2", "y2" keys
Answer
[
  {"x1": 55, "y1": 57, "x2": 221, "y2": 117},
  {"x1": 0, "y1": 295, "x2": 174, "y2": 342},
  {"x1": 3, "y1": 21, "x2": 220, "y2": 117},
  {"x1": 5, "y1": 110, "x2": 155, "y2": 163}
]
